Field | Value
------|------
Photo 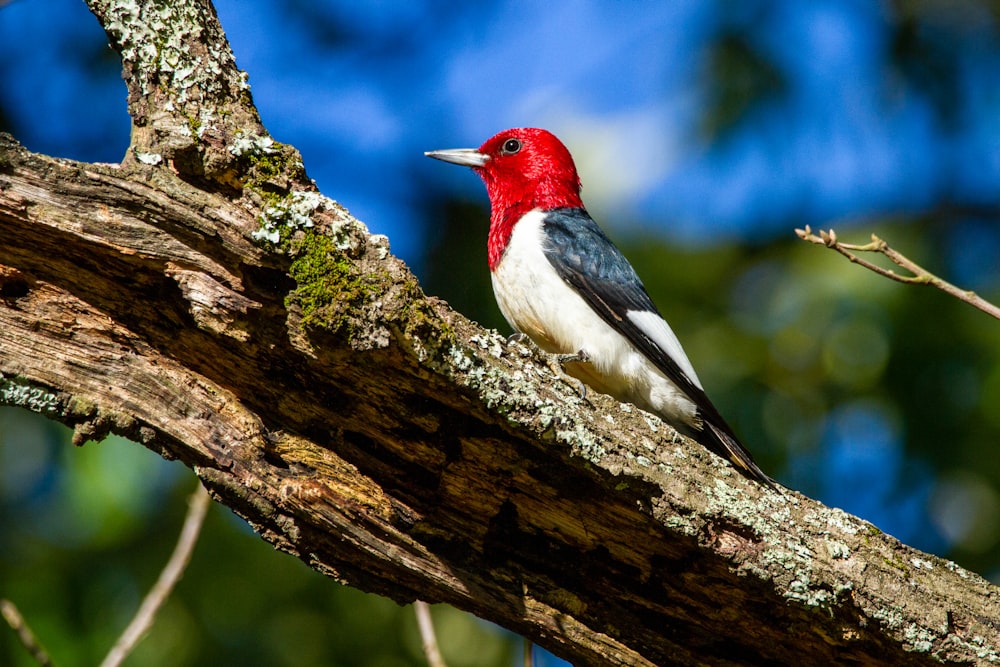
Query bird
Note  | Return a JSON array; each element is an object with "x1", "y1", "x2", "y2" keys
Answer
[{"x1": 425, "y1": 128, "x2": 773, "y2": 488}]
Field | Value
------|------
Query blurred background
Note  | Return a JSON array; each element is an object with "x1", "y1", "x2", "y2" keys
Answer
[{"x1": 2, "y1": 0, "x2": 1000, "y2": 665}]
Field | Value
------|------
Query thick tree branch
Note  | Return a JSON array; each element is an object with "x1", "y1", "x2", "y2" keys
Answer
[
  {"x1": 1, "y1": 2, "x2": 998, "y2": 665},
  {"x1": 3, "y1": 135, "x2": 999, "y2": 667}
]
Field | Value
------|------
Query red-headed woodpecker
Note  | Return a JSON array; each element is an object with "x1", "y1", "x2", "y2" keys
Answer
[{"x1": 426, "y1": 128, "x2": 773, "y2": 487}]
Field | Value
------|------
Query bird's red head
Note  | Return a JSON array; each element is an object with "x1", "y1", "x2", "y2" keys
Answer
[
  {"x1": 427, "y1": 128, "x2": 585, "y2": 269},
  {"x1": 474, "y1": 128, "x2": 583, "y2": 212}
]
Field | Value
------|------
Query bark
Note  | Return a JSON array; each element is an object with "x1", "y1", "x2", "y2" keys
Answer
[{"x1": 1, "y1": 2, "x2": 998, "y2": 665}]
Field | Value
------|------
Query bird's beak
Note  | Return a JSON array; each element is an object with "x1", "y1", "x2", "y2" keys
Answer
[{"x1": 424, "y1": 148, "x2": 489, "y2": 168}]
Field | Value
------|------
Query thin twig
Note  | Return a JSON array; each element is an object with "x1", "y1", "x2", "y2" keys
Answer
[
  {"x1": 413, "y1": 600, "x2": 447, "y2": 667},
  {"x1": 524, "y1": 637, "x2": 533, "y2": 667},
  {"x1": 100, "y1": 482, "x2": 212, "y2": 667},
  {"x1": 1, "y1": 599, "x2": 55, "y2": 667},
  {"x1": 795, "y1": 225, "x2": 1000, "y2": 321}
]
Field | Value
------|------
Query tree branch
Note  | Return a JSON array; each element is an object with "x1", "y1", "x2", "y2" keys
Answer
[
  {"x1": 1, "y1": 600, "x2": 54, "y2": 667},
  {"x1": 101, "y1": 483, "x2": 212, "y2": 667},
  {"x1": 85, "y1": 0, "x2": 303, "y2": 189},
  {"x1": 3, "y1": 129, "x2": 998, "y2": 667},
  {"x1": 414, "y1": 602, "x2": 447, "y2": 667},
  {"x1": 0, "y1": 2, "x2": 998, "y2": 665},
  {"x1": 796, "y1": 225, "x2": 1000, "y2": 321}
]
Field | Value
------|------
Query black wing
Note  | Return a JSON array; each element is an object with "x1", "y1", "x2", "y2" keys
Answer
[{"x1": 540, "y1": 208, "x2": 774, "y2": 487}]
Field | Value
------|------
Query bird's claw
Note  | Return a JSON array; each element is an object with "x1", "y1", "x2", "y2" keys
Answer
[
  {"x1": 507, "y1": 332, "x2": 529, "y2": 345},
  {"x1": 507, "y1": 334, "x2": 590, "y2": 399},
  {"x1": 549, "y1": 363, "x2": 587, "y2": 399},
  {"x1": 552, "y1": 348, "x2": 590, "y2": 399}
]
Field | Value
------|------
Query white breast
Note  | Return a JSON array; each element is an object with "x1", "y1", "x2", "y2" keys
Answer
[{"x1": 491, "y1": 210, "x2": 701, "y2": 426}]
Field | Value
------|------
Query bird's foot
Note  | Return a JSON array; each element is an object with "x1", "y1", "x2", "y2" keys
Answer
[
  {"x1": 551, "y1": 348, "x2": 590, "y2": 399},
  {"x1": 507, "y1": 334, "x2": 590, "y2": 399}
]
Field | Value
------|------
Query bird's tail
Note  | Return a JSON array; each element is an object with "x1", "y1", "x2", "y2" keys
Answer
[{"x1": 702, "y1": 420, "x2": 778, "y2": 490}]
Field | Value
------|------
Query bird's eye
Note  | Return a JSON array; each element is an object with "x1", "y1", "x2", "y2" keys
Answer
[{"x1": 501, "y1": 138, "x2": 522, "y2": 155}]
